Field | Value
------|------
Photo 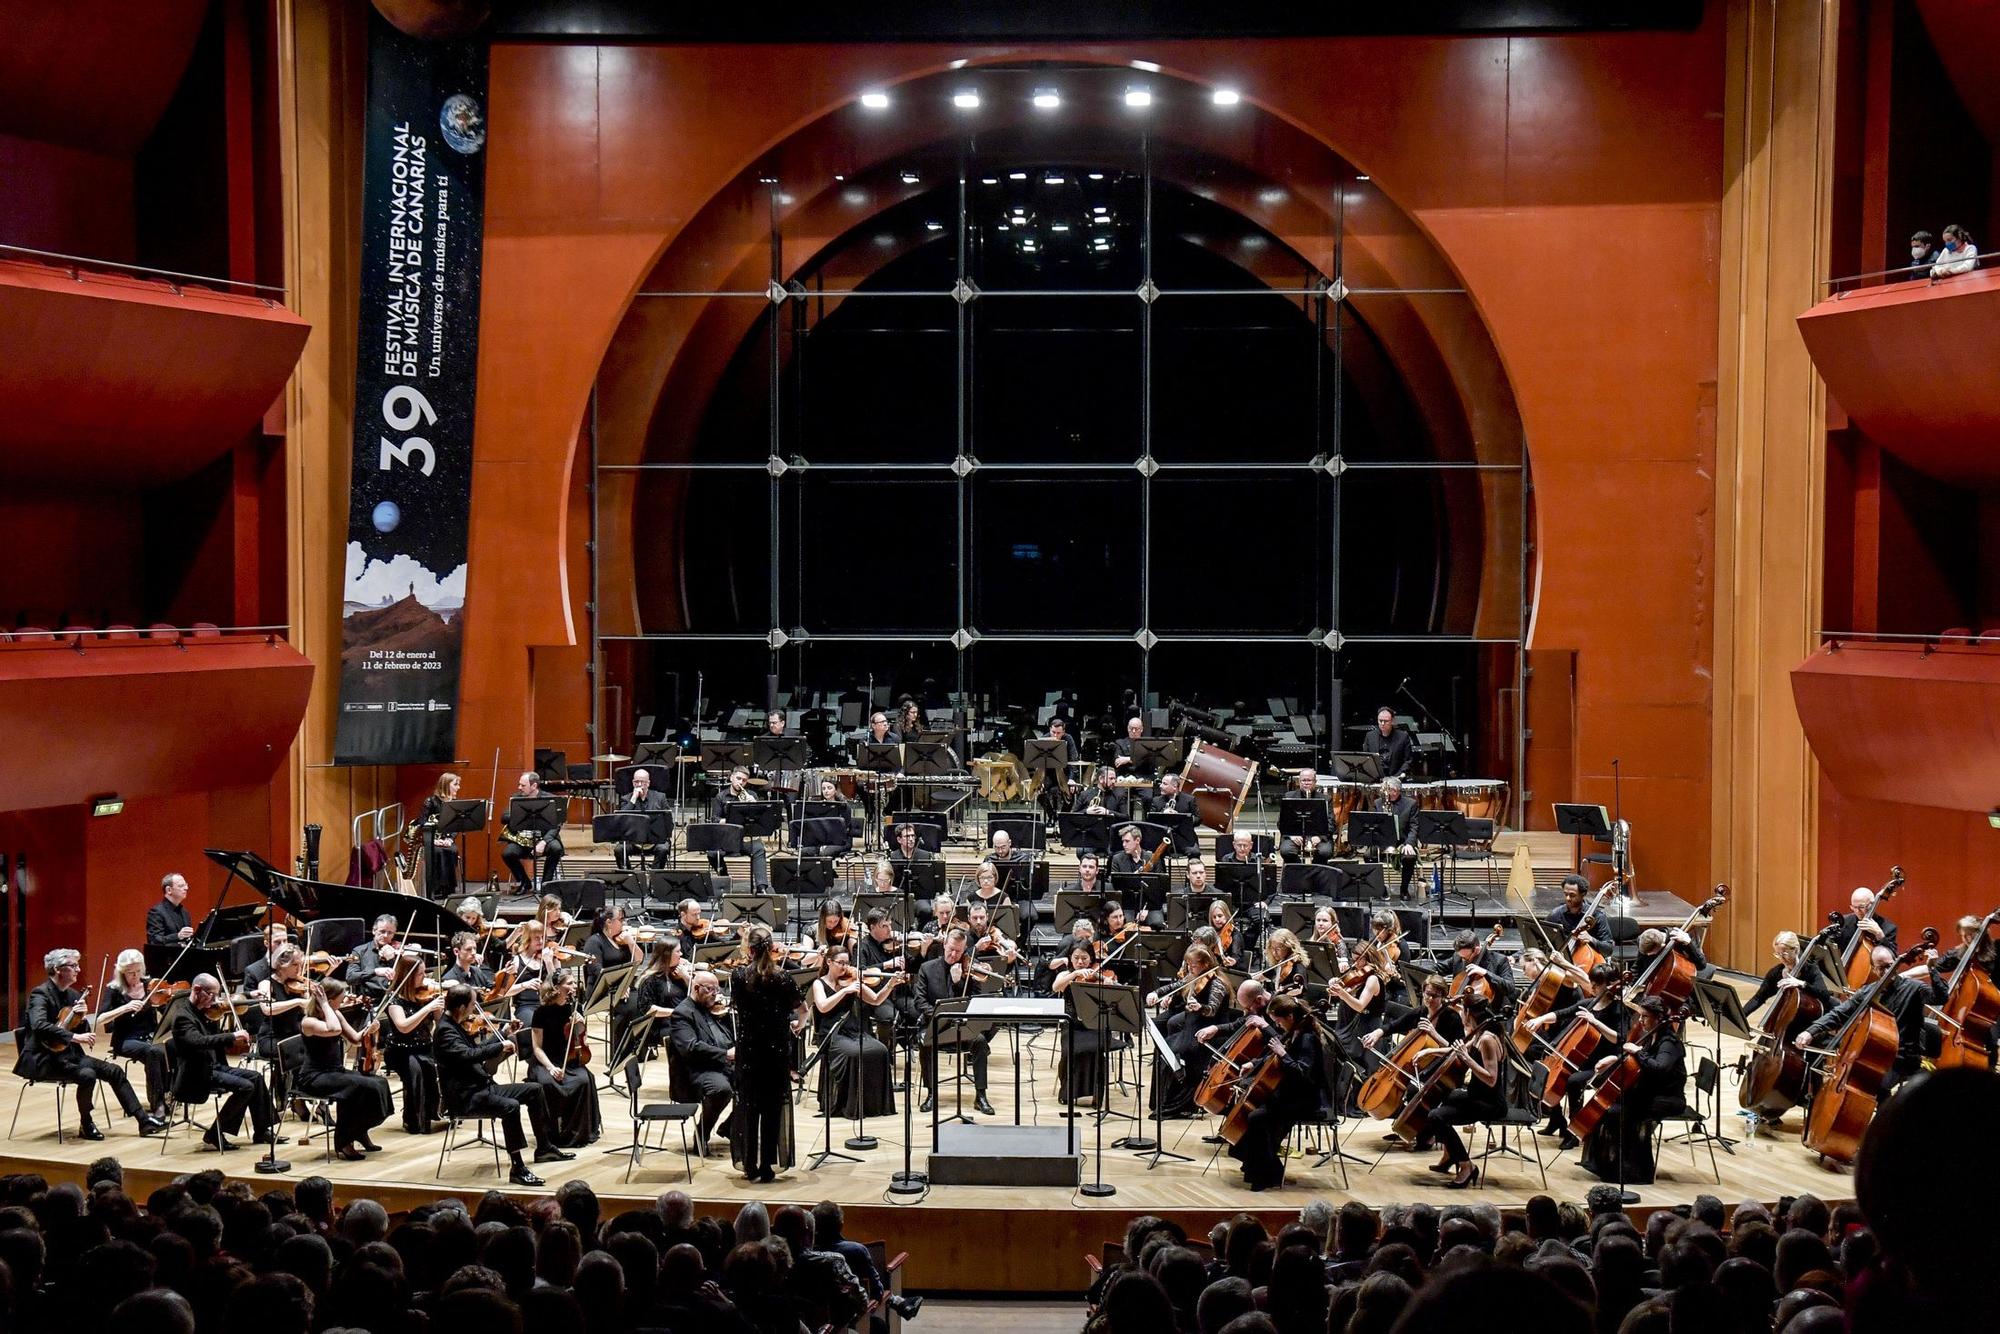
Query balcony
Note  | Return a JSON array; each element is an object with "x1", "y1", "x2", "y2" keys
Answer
[
  {"x1": 0, "y1": 625, "x2": 313, "y2": 813},
  {"x1": 1796, "y1": 257, "x2": 2000, "y2": 488},
  {"x1": 0, "y1": 249, "x2": 310, "y2": 486}
]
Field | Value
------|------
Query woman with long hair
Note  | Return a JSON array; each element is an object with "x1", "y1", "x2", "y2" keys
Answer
[
  {"x1": 1410, "y1": 993, "x2": 1507, "y2": 1189},
  {"x1": 527, "y1": 970, "x2": 603, "y2": 1148},
  {"x1": 728, "y1": 925, "x2": 806, "y2": 1181},
  {"x1": 809, "y1": 949, "x2": 899, "y2": 1120},
  {"x1": 1147, "y1": 942, "x2": 1229, "y2": 1118},
  {"x1": 410, "y1": 771, "x2": 462, "y2": 896}
]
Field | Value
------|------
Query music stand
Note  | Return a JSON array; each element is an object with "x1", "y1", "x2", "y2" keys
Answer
[
  {"x1": 1023, "y1": 738, "x2": 1070, "y2": 773},
  {"x1": 1057, "y1": 812, "x2": 1115, "y2": 855},
  {"x1": 721, "y1": 893, "x2": 786, "y2": 929},
  {"x1": 699, "y1": 741, "x2": 752, "y2": 773},
  {"x1": 1152, "y1": 810, "x2": 1199, "y2": 855},
  {"x1": 851, "y1": 892, "x2": 914, "y2": 932},
  {"x1": 1127, "y1": 930, "x2": 1190, "y2": 977},
  {"x1": 753, "y1": 736, "x2": 810, "y2": 771},
  {"x1": 1682, "y1": 978, "x2": 1750, "y2": 1154},
  {"x1": 1552, "y1": 803, "x2": 1612, "y2": 841},
  {"x1": 771, "y1": 857, "x2": 836, "y2": 900},
  {"x1": 1068, "y1": 980, "x2": 1151, "y2": 1186},
  {"x1": 594, "y1": 812, "x2": 672, "y2": 874},
  {"x1": 892, "y1": 860, "x2": 945, "y2": 903},
  {"x1": 1278, "y1": 796, "x2": 1334, "y2": 846},
  {"x1": 1278, "y1": 863, "x2": 1338, "y2": 901},
  {"x1": 1347, "y1": 810, "x2": 1400, "y2": 852},
  {"x1": 1329, "y1": 751, "x2": 1383, "y2": 782},
  {"x1": 650, "y1": 867, "x2": 711, "y2": 904},
  {"x1": 1414, "y1": 810, "x2": 1476, "y2": 908},
  {"x1": 987, "y1": 813, "x2": 1047, "y2": 851},
  {"x1": 544, "y1": 877, "x2": 609, "y2": 916},
  {"x1": 855, "y1": 742, "x2": 902, "y2": 774},
  {"x1": 1215, "y1": 861, "x2": 1273, "y2": 912},
  {"x1": 1053, "y1": 890, "x2": 1115, "y2": 933},
  {"x1": 903, "y1": 742, "x2": 956, "y2": 777},
  {"x1": 1328, "y1": 860, "x2": 1386, "y2": 900},
  {"x1": 1110, "y1": 871, "x2": 1172, "y2": 922},
  {"x1": 683, "y1": 822, "x2": 743, "y2": 880},
  {"x1": 633, "y1": 741, "x2": 680, "y2": 767},
  {"x1": 1139, "y1": 1009, "x2": 1194, "y2": 1168},
  {"x1": 1129, "y1": 737, "x2": 1182, "y2": 776},
  {"x1": 1279, "y1": 901, "x2": 1326, "y2": 936},
  {"x1": 1300, "y1": 938, "x2": 1345, "y2": 985}
]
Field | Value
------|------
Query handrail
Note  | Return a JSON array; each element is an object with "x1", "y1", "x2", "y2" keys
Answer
[
  {"x1": 1, "y1": 623, "x2": 293, "y2": 649},
  {"x1": 0, "y1": 242, "x2": 289, "y2": 299},
  {"x1": 1822, "y1": 249, "x2": 1994, "y2": 296},
  {"x1": 1818, "y1": 629, "x2": 1999, "y2": 644}
]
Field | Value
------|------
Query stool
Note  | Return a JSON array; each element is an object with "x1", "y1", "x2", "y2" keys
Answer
[{"x1": 626, "y1": 1102, "x2": 698, "y2": 1183}]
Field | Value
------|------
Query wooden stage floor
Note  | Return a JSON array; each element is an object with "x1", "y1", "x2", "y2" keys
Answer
[{"x1": 0, "y1": 1013, "x2": 1852, "y2": 1291}]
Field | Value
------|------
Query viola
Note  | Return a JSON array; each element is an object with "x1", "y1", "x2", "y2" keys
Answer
[{"x1": 145, "y1": 978, "x2": 192, "y2": 1008}]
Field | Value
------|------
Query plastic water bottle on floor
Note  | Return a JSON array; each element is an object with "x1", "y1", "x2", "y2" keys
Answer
[{"x1": 1430, "y1": 862, "x2": 1444, "y2": 905}]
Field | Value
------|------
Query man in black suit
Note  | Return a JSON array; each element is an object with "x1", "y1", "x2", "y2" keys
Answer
[
  {"x1": 347, "y1": 913, "x2": 407, "y2": 1001},
  {"x1": 434, "y1": 984, "x2": 566, "y2": 1185},
  {"x1": 667, "y1": 970, "x2": 736, "y2": 1150},
  {"x1": 1361, "y1": 706, "x2": 1415, "y2": 778},
  {"x1": 1361, "y1": 775, "x2": 1421, "y2": 899},
  {"x1": 1445, "y1": 929, "x2": 1518, "y2": 1005},
  {"x1": 1112, "y1": 716, "x2": 1149, "y2": 773},
  {"x1": 707, "y1": 766, "x2": 770, "y2": 888},
  {"x1": 916, "y1": 929, "x2": 994, "y2": 1115},
  {"x1": 15, "y1": 949, "x2": 164, "y2": 1139},
  {"x1": 1149, "y1": 770, "x2": 1195, "y2": 820},
  {"x1": 146, "y1": 872, "x2": 194, "y2": 946},
  {"x1": 499, "y1": 770, "x2": 565, "y2": 891},
  {"x1": 1071, "y1": 765, "x2": 1130, "y2": 818},
  {"x1": 1279, "y1": 769, "x2": 1335, "y2": 865},
  {"x1": 617, "y1": 767, "x2": 671, "y2": 871},
  {"x1": 167, "y1": 973, "x2": 278, "y2": 1150},
  {"x1": 441, "y1": 931, "x2": 496, "y2": 992},
  {"x1": 1832, "y1": 885, "x2": 1899, "y2": 956},
  {"x1": 1108, "y1": 823, "x2": 1153, "y2": 876}
]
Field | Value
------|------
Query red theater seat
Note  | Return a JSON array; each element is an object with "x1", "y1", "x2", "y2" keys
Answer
[
  {"x1": 14, "y1": 627, "x2": 53, "y2": 642},
  {"x1": 191, "y1": 622, "x2": 222, "y2": 639},
  {"x1": 144, "y1": 623, "x2": 179, "y2": 639},
  {"x1": 1942, "y1": 626, "x2": 1973, "y2": 640},
  {"x1": 104, "y1": 625, "x2": 138, "y2": 639}
]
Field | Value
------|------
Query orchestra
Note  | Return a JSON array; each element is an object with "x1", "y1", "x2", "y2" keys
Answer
[{"x1": 20, "y1": 746, "x2": 1961, "y2": 1212}]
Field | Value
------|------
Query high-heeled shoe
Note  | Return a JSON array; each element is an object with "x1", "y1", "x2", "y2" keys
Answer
[
  {"x1": 1427, "y1": 1157, "x2": 1456, "y2": 1174},
  {"x1": 1445, "y1": 1165, "x2": 1480, "y2": 1190}
]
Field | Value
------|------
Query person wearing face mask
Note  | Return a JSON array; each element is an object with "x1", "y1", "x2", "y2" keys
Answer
[
  {"x1": 1902, "y1": 229, "x2": 1939, "y2": 278},
  {"x1": 1933, "y1": 223, "x2": 1979, "y2": 277}
]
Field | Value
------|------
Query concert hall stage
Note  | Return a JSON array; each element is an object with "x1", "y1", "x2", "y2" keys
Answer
[{"x1": 0, "y1": 1013, "x2": 1849, "y2": 1293}]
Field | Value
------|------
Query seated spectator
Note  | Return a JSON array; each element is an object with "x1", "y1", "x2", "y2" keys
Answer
[
  {"x1": 1933, "y1": 224, "x2": 1979, "y2": 277},
  {"x1": 1904, "y1": 230, "x2": 1939, "y2": 276}
]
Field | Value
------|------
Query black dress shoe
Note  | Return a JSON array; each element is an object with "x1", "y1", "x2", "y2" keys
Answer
[
  {"x1": 202, "y1": 1131, "x2": 238, "y2": 1152},
  {"x1": 974, "y1": 1095, "x2": 996, "y2": 1116},
  {"x1": 919, "y1": 1094, "x2": 934, "y2": 1113},
  {"x1": 533, "y1": 1146, "x2": 576, "y2": 1163},
  {"x1": 890, "y1": 1295, "x2": 924, "y2": 1320},
  {"x1": 138, "y1": 1113, "x2": 168, "y2": 1136},
  {"x1": 335, "y1": 1144, "x2": 366, "y2": 1162},
  {"x1": 358, "y1": 1136, "x2": 382, "y2": 1152},
  {"x1": 755, "y1": 1166, "x2": 776, "y2": 1183},
  {"x1": 252, "y1": 1129, "x2": 288, "y2": 1147},
  {"x1": 77, "y1": 1123, "x2": 106, "y2": 1141},
  {"x1": 510, "y1": 1164, "x2": 545, "y2": 1187},
  {"x1": 1557, "y1": 1129, "x2": 1580, "y2": 1151}
]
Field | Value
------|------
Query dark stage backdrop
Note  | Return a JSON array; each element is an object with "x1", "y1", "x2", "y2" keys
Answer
[{"x1": 334, "y1": 13, "x2": 490, "y2": 765}]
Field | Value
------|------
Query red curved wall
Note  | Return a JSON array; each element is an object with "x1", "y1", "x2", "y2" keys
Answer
[{"x1": 462, "y1": 24, "x2": 1724, "y2": 898}]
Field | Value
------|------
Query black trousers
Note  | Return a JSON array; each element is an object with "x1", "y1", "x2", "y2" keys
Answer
[
  {"x1": 208, "y1": 1066, "x2": 275, "y2": 1137},
  {"x1": 616, "y1": 841, "x2": 667, "y2": 871},
  {"x1": 116, "y1": 1038, "x2": 172, "y2": 1112},
  {"x1": 1227, "y1": 1104, "x2": 1301, "y2": 1186},
  {"x1": 458, "y1": 1081, "x2": 554, "y2": 1153},
  {"x1": 1421, "y1": 1086, "x2": 1501, "y2": 1164},
  {"x1": 294, "y1": 1068, "x2": 390, "y2": 1145},
  {"x1": 920, "y1": 1032, "x2": 989, "y2": 1095},
  {"x1": 501, "y1": 840, "x2": 563, "y2": 890},
  {"x1": 39, "y1": 1052, "x2": 142, "y2": 1122},
  {"x1": 687, "y1": 1069, "x2": 734, "y2": 1142}
]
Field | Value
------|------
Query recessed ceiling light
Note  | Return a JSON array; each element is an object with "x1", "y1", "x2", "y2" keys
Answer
[
  {"x1": 953, "y1": 90, "x2": 981, "y2": 110},
  {"x1": 833, "y1": 174, "x2": 845, "y2": 182},
  {"x1": 1008, "y1": 171, "x2": 1028, "y2": 181},
  {"x1": 1044, "y1": 174, "x2": 1065, "y2": 185},
  {"x1": 924, "y1": 220, "x2": 944, "y2": 231},
  {"x1": 1124, "y1": 87, "x2": 1153, "y2": 108},
  {"x1": 1132, "y1": 60, "x2": 1162, "y2": 73},
  {"x1": 1032, "y1": 88, "x2": 1061, "y2": 110},
  {"x1": 1092, "y1": 206, "x2": 1108, "y2": 214},
  {"x1": 996, "y1": 222, "x2": 1010, "y2": 230},
  {"x1": 1051, "y1": 222, "x2": 1069, "y2": 232},
  {"x1": 1258, "y1": 188, "x2": 1286, "y2": 205},
  {"x1": 1088, "y1": 172, "x2": 1105, "y2": 181},
  {"x1": 1090, "y1": 215, "x2": 1109, "y2": 225},
  {"x1": 843, "y1": 189, "x2": 866, "y2": 206},
  {"x1": 1356, "y1": 174, "x2": 1371, "y2": 181},
  {"x1": 860, "y1": 91, "x2": 890, "y2": 110},
  {"x1": 980, "y1": 177, "x2": 998, "y2": 185},
  {"x1": 1212, "y1": 88, "x2": 1241, "y2": 106},
  {"x1": 900, "y1": 170, "x2": 920, "y2": 184}
]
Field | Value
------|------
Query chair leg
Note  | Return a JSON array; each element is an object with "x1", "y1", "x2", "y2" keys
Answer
[
  {"x1": 435, "y1": 1117, "x2": 456, "y2": 1179},
  {"x1": 679, "y1": 1118, "x2": 694, "y2": 1184},
  {"x1": 9, "y1": 1080, "x2": 28, "y2": 1138}
]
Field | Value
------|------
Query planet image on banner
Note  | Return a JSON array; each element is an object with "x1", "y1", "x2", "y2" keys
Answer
[
  {"x1": 439, "y1": 94, "x2": 485, "y2": 155},
  {"x1": 372, "y1": 500, "x2": 402, "y2": 534}
]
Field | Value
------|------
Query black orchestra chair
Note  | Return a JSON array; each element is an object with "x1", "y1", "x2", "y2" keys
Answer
[
  {"x1": 624, "y1": 1100, "x2": 698, "y2": 1183},
  {"x1": 1471, "y1": 1052, "x2": 1548, "y2": 1189},
  {"x1": 1651, "y1": 1056, "x2": 1724, "y2": 1183},
  {"x1": 8, "y1": 1030, "x2": 113, "y2": 1145},
  {"x1": 434, "y1": 1104, "x2": 508, "y2": 1180}
]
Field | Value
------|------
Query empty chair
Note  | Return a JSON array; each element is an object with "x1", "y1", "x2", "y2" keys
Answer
[
  {"x1": 145, "y1": 623, "x2": 180, "y2": 639},
  {"x1": 105, "y1": 625, "x2": 140, "y2": 639},
  {"x1": 14, "y1": 627, "x2": 54, "y2": 642},
  {"x1": 191, "y1": 622, "x2": 223, "y2": 638}
]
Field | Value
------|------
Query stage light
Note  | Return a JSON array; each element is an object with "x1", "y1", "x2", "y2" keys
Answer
[
  {"x1": 1032, "y1": 88, "x2": 1061, "y2": 110},
  {"x1": 1088, "y1": 172, "x2": 1105, "y2": 180},
  {"x1": 1131, "y1": 60, "x2": 1162, "y2": 73},
  {"x1": 1051, "y1": 222, "x2": 1070, "y2": 232},
  {"x1": 1021, "y1": 239, "x2": 1038, "y2": 251},
  {"x1": 1124, "y1": 87, "x2": 1153, "y2": 108},
  {"x1": 1258, "y1": 188, "x2": 1286, "y2": 204},
  {"x1": 954, "y1": 90, "x2": 981, "y2": 109},
  {"x1": 924, "y1": 220, "x2": 944, "y2": 231},
  {"x1": 900, "y1": 170, "x2": 920, "y2": 184},
  {"x1": 843, "y1": 188, "x2": 867, "y2": 205},
  {"x1": 980, "y1": 177, "x2": 998, "y2": 185},
  {"x1": 1044, "y1": 174, "x2": 1065, "y2": 185},
  {"x1": 996, "y1": 222, "x2": 1010, "y2": 230},
  {"x1": 860, "y1": 91, "x2": 891, "y2": 110},
  {"x1": 1212, "y1": 88, "x2": 1241, "y2": 106},
  {"x1": 1009, "y1": 171, "x2": 1028, "y2": 180},
  {"x1": 91, "y1": 793, "x2": 124, "y2": 818},
  {"x1": 1092, "y1": 206, "x2": 1108, "y2": 214},
  {"x1": 1090, "y1": 215, "x2": 1109, "y2": 225},
  {"x1": 1356, "y1": 174, "x2": 1371, "y2": 181}
]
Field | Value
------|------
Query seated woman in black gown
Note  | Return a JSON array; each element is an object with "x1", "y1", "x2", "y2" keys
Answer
[
  {"x1": 1409, "y1": 993, "x2": 1507, "y2": 1189},
  {"x1": 610, "y1": 938, "x2": 690, "y2": 1094},
  {"x1": 295, "y1": 979, "x2": 391, "y2": 1161},
  {"x1": 809, "y1": 950, "x2": 900, "y2": 1120},
  {"x1": 1147, "y1": 942, "x2": 1230, "y2": 1118},
  {"x1": 1579, "y1": 994, "x2": 1688, "y2": 1185},
  {"x1": 526, "y1": 971, "x2": 603, "y2": 1148},
  {"x1": 1053, "y1": 943, "x2": 1119, "y2": 1106}
]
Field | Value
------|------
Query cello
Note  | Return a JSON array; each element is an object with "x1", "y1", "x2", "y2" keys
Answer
[
  {"x1": 1838, "y1": 866, "x2": 1905, "y2": 992},
  {"x1": 1802, "y1": 928, "x2": 1937, "y2": 1165},
  {"x1": 1933, "y1": 907, "x2": 2000, "y2": 1071},
  {"x1": 1447, "y1": 923, "x2": 1505, "y2": 1002},
  {"x1": 1563, "y1": 882, "x2": 1617, "y2": 975},
  {"x1": 1511, "y1": 955, "x2": 1594, "y2": 1056},
  {"x1": 1566, "y1": 1004, "x2": 1662, "y2": 1138},
  {"x1": 1356, "y1": 1021, "x2": 1444, "y2": 1121},
  {"x1": 1633, "y1": 884, "x2": 1729, "y2": 1011},
  {"x1": 1195, "y1": 1020, "x2": 1267, "y2": 1117},
  {"x1": 1738, "y1": 917, "x2": 1840, "y2": 1115}
]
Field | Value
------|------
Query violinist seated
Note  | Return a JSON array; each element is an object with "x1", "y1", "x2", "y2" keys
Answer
[
  {"x1": 1444, "y1": 929, "x2": 1517, "y2": 1005},
  {"x1": 1262, "y1": 929, "x2": 1308, "y2": 997},
  {"x1": 442, "y1": 930, "x2": 497, "y2": 994},
  {"x1": 1146, "y1": 943, "x2": 1231, "y2": 1119},
  {"x1": 671, "y1": 897, "x2": 734, "y2": 959},
  {"x1": 433, "y1": 983, "x2": 566, "y2": 1186},
  {"x1": 240, "y1": 920, "x2": 292, "y2": 994},
  {"x1": 1547, "y1": 875, "x2": 1612, "y2": 955},
  {"x1": 1521, "y1": 960, "x2": 1627, "y2": 1146},
  {"x1": 917, "y1": 894, "x2": 959, "y2": 962},
  {"x1": 609, "y1": 938, "x2": 690, "y2": 1097},
  {"x1": 965, "y1": 902, "x2": 1020, "y2": 971},
  {"x1": 1072, "y1": 765, "x2": 1132, "y2": 818},
  {"x1": 250, "y1": 944, "x2": 314, "y2": 1114},
  {"x1": 100, "y1": 948, "x2": 174, "y2": 1120},
  {"x1": 1796, "y1": 943, "x2": 1932, "y2": 1096},
  {"x1": 1199, "y1": 885, "x2": 1240, "y2": 969},
  {"x1": 295, "y1": 978, "x2": 392, "y2": 1160},
  {"x1": 1095, "y1": 903, "x2": 1145, "y2": 983},
  {"x1": 15, "y1": 947, "x2": 166, "y2": 1139},
  {"x1": 1833, "y1": 885, "x2": 1899, "y2": 956},
  {"x1": 1223, "y1": 994, "x2": 1326, "y2": 1193},
  {"x1": 1278, "y1": 769, "x2": 1336, "y2": 866},
  {"x1": 1636, "y1": 925, "x2": 1713, "y2": 983},
  {"x1": 1406, "y1": 993, "x2": 1506, "y2": 1190},
  {"x1": 667, "y1": 969, "x2": 737, "y2": 1152},
  {"x1": 579, "y1": 904, "x2": 644, "y2": 988},
  {"x1": 167, "y1": 973, "x2": 278, "y2": 1150},
  {"x1": 383, "y1": 957, "x2": 449, "y2": 1134},
  {"x1": 1048, "y1": 918, "x2": 1099, "y2": 984},
  {"x1": 855, "y1": 908, "x2": 920, "y2": 1042},
  {"x1": 915, "y1": 928, "x2": 996, "y2": 1116},
  {"x1": 347, "y1": 914, "x2": 407, "y2": 1001},
  {"x1": 1053, "y1": 945, "x2": 1125, "y2": 1106},
  {"x1": 1579, "y1": 994, "x2": 1688, "y2": 1186}
]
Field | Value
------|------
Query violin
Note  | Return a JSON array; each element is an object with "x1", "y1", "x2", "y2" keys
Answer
[
  {"x1": 144, "y1": 978, "x2": 192, "y2": 1008},
  {"x1": 481, "y1": 963, "x2": 519, "y2": 1008},
  {"x1": 303, "y1": 950, "x2": 354, "y2": 978}
]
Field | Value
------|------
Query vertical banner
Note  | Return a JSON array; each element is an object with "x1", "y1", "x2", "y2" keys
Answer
[{"x1": 334, "y1": 11, "x2": 489, "y2": 765}]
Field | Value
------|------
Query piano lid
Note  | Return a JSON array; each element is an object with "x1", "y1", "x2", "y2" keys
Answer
[{"x1": 203, "y1": 849, "x2": 465, "y2": 940}]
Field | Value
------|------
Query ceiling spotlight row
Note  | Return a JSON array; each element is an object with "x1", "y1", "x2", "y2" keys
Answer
[{"x1": 858, "y1": 86, "x2": 1243, "y2": 113}]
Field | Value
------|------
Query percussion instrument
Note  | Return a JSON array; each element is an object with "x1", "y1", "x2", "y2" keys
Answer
[
  {"x1": 1330, "y1": 781, "x2": 1375, "y2": 835},
  {"x1": 1180, "y1": 740, "x2": 1257, "y2": 833},
  {"x1": 1405, "y1": 781, "x2": 1447, "y2": 811},
  {"x1": 1446, "y1": 778, "x2": 1509, "y2": 827}
]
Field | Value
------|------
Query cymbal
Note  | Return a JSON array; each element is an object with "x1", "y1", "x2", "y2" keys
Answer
[{"x1": 592, "y1": 752, "x2": 631, "y2": 763}]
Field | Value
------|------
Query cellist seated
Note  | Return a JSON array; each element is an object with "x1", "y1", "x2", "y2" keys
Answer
[
  {"x1": 1577, "y1": 994, "x2": 1688, "y2": 1186},
  {"x1": 1219, "y1": 994, "x2": 1324, "y2": 1193}
]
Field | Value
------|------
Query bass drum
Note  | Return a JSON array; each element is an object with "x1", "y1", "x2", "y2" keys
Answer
[
  {"x1": 1446, "y1": 779, "x2": 1510, "y2": 827},
  {"x1": 1180, "y1": 740, "x2": 1257, "y2": 833}
]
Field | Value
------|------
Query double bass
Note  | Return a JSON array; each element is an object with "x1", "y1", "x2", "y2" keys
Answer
[
  {"x1": 1838, "y1": 866, "x2": 1905, "y2": 992},
  {"x1": 1738, "y1": 917, "x2": 1840, "y2": 1115},
  {"x1": 1802, "y1": 928, "x2": 1936, "y2": 1164},
  {"x1": 1933, "y1": 907, "x2": 2000, "y2": 1071}
]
